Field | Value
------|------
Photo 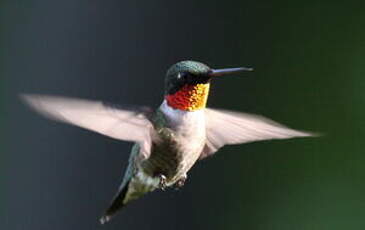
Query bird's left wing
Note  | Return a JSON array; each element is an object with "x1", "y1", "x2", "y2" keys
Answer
[
  {"x1": 21, "y1": 94, "x2": 156, "y2": 159},
  {"x1": 200, "y1": 108, "x2": 315, "y2": 160}
]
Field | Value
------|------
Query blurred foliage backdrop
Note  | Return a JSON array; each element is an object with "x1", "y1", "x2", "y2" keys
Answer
[{"x1": 1, "y1": 0, "x2": 365, "y2": 230}]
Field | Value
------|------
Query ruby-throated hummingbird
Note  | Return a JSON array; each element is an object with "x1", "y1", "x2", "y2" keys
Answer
[{"x1": 22, "y1": 60, "x2": 314, "y2": 224}]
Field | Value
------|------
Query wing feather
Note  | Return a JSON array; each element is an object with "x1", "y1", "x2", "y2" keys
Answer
[
  {"x1": 201, "y1": 108, "x2": 315, "y2": 159},
  {"x1": 21, "y1": 94, "x2": 155, "y2": 158}
]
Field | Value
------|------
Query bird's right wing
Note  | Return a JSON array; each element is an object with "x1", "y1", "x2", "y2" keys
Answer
[
  {"x1": 21, "y1": 94, "x2": 156, "y2": 159},
  {"x1": 200, "y1": 108, "x2": 315, "y2": 160}
]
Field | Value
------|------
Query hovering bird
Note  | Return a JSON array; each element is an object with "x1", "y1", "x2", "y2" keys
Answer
[{"x1": 22, "y1": 60, "x2": 314, "y2": 224}]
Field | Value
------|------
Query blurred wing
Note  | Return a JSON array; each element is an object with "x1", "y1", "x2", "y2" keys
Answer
[
  {"x1": 201, "y1": 108, "x2": 314, "y2": 159},
  {"x1": 21, "y1": 94, "x2": 155, "y2": 158}
]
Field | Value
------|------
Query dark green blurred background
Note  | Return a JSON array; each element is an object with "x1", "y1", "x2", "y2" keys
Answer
[{"x1": 1, "y1": 1, "x2": 364, "y2": 229}]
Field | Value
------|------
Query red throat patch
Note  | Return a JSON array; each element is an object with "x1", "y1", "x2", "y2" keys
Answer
[{"x1": 165, "y1": 83, "x2": 210, "y2": 111}]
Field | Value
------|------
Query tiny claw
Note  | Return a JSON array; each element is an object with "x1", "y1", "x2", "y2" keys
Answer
[
  {"x1": 158, "y1": 174, "x2": 167, "y2": 190},
  {"x1": 99, "y1": 215, "x2": 110, "y2": 225},
  {"x1": 175, "y1": 175, "x2": 187, "y2": 189}
]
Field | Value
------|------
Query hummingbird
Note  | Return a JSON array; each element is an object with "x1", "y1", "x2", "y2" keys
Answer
[{"x1": 22, "y1": 60, "x2": 314, "y2": 224}]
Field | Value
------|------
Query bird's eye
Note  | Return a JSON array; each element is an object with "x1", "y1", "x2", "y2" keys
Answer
[{"x1": 177, "y1": 73, "x2": 188, "y2": 80}]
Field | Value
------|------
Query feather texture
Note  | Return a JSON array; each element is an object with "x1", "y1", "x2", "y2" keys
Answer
[
  {"x1": 201, "y1": 108, "x2": 315, "y2": 159},
  {"x1": 21, "y1": 94, "x2": 155, "y2": 159}
]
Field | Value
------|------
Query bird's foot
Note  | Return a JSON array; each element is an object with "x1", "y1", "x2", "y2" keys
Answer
[
  {"x1": 158, "y1": 174, "x2": 167, "y2": 191},
  {"x1": 175, "y1": 175, "x2": 187, "y2": 189},
  {"x1": 100, "y1": 215, "x2": 111, "y2": 225}
]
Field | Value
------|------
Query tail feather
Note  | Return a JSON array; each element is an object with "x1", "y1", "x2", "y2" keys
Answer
[{"x1": 99, "y1": 180, "x2": 131, "y2": 225}]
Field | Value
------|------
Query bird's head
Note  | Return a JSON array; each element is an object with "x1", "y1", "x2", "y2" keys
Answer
[{"x1": 164, "y1": 60, "x2": 252, "y2": 111}]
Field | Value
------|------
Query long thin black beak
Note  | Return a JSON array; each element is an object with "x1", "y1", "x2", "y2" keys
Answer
[{"x1": 208, "y1": 67, "x2": 253, "y2": 77}]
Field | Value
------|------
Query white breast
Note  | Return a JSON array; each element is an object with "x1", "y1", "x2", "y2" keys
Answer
[
  {"x1": 160, "y1": 100, "x2": 206, "y2": 161},
  {"x1": 137, "y1": 101, "x2": 207, "y2": 187},
  {"x1": 159, "y1": 100, "x2": 206, "y2": 136}
]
